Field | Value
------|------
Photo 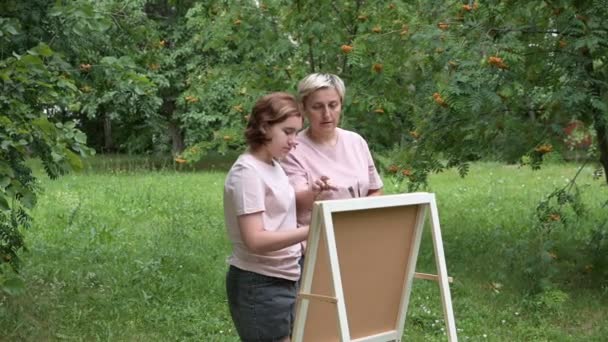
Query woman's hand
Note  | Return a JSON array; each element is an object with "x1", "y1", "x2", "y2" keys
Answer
[{"x1": 312, "y1": 176, "x2": 338, "y2": 198}]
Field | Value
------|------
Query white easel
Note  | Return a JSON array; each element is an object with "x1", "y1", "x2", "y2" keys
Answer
[{"x1": 293, "y1": 193, "x2": 457, "y2": 341}]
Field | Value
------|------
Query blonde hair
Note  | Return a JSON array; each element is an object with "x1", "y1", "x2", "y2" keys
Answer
[{"x1": 297, "y1": 73, "x2": 345, "y2": 107}]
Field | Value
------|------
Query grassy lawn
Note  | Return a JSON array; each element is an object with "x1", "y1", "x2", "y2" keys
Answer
[{"x1": 1, "y1": 159, "x2": 607, "y2": 341}]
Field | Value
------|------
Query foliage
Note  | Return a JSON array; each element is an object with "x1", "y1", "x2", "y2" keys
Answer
[
  {"x1": 4, "y1": 0, "x2": 605, "y2": 176},
  {"x1": 0, "y1": 12, "x2": 94, "y2": 277},
  {"x1": 144, "y1": 0, "x2": 608, "y2": 188},
  {"x1": 521, "y1": 163, "x2": 588, "y2": 293},
  {"x1": 48, "y1": 0, "x2": 164, "y2": 153},
  {"x1": 363, "y1": 0, "x2": 607, "y2": 186}
]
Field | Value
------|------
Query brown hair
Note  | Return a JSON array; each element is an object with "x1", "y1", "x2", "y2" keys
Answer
[{"x1": 245, "y1": 92, "x2": 302, "y2": 150}]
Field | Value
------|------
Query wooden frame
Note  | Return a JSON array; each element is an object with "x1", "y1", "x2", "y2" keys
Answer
[{"x1": 293, "y1": 192, "x2": 457, "y2": 341}]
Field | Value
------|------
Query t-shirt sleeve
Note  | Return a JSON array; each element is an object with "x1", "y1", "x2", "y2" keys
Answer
[
  {"x1": 361, "y1": 138, "x2": 384, "y2": 190},
  {"x1": 227, "y1": 163, "x2": 265, "y2": 216},
  {"x1": 281, "y1": 153, "x2": 309, "y2": 192}
]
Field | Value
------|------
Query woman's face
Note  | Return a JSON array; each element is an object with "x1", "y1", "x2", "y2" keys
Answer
[
  {"x1": 262, "y1": 115, "x2": 302, "y2": 161},
  {"x1": 303, "y1": 87, "x2": 342, "y2": 136}
]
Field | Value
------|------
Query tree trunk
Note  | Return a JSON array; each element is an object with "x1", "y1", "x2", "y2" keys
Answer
[
  {"x1": 582, "y1": 48, "x2": 608, "y2": 183},
  {"x1": 595, "y1": 121, "x2": 608, "y2": 184},
  {"x1": 103, "y1": 112, "x2": 113, "y2": 152},
  {"x1": 168, "y1": 120, "x2": 185, "y2": 154},
  {"x1": 159, "y1": 97, "x2": 184, "y2": 155},
  {"x1": 307, "y1": 38, "x2": 315, "y2": 73}
]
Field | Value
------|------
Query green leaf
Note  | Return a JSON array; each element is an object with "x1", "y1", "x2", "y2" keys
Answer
[
  {"x1": 48, "y1": 7, "x2": 63, "y2": 17},
  {"x1": 65, "y1": 150, "x2": 83, "y2": 171},
  {"x1": 20, "y1": 188, "x2": 36, "y2": 209},
  {"x1": 1, "y1": 276, "x2": 26, "y2": 296},
  {"x1": 58, "y1": 79, "x2": 78, "y2": 92},
  {"x1": 1, "y1": 140, "x2": 12, "y2": 150},
  {"x1": 0, "y1": 162, "x2": 14, "y2": 177},
  {"x1": 32, "y1": 117, "x2": 55, "y2": 136},
  {"x1": 20, "y1": 54, "x2": 43, "y2": 66},
  {"x1": 74, "y1": 132, "x2": 87, "y2": 144},
  {"x1": 72, "y1": 26, "x2": 83, "y2": 36},
  {"x1": 51, "y1": 151, "x2": 63, "y2": 162},
  {"x1": 5, "y1": 22, "x2": 19, "y2": 35},
  {"x1": 0, "y1": 176, "x2": 10, "y2": 188},
  {"x1": 37, "y1": 43, "x2": 54, "y2": 57},
  {"x1": 0, "y1": 195, "x2": 9, "y2": 211},
  {"x1": 591, "y1": 98, "x2": 607, "y2": 114}
]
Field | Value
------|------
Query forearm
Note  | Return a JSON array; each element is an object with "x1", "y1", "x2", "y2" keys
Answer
[
  {"x1": 295, "y1": 189, "x2": 317, "y2": 212},
  {"x1": 239, "y1": 213, "x2": 310, "y2": 254},
  {"x1": 246, "y1": 226, "x2": 309, "y2": 254},
  {"x1": 367, "y1": 188, "x2": 383, "y2": 196}
]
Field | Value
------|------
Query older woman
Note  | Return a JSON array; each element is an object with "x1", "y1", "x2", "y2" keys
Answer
[{"x1": 282, "y1": 73, "x2": 383, "y2": 228}]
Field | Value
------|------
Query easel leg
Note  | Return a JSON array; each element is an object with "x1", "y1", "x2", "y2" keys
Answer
[
  {"x1": 428, "y1": 198, "x2": 458, "y2": 341},
  {"x1": 293, "y1": 205, "x2": 323, "y2": 341}
]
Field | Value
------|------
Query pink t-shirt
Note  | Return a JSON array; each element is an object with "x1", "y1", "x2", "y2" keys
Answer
[
  {"x1": 282, "y1": 128, "x2": 383, "y2": 226},
  {"x1": 223, "y1": 153, "x2": 301, "y2": 281}
]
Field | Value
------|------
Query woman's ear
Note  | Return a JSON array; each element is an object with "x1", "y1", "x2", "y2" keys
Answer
[{"x1": 260, "y1": 123, "x2": 268, "y2": 135}]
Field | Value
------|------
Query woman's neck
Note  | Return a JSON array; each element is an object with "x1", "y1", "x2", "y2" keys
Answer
[
  {"x1": 307, "y1": 128, "x2": 338, "y2": 146},
  {"x1": 249, "y1": 147, "x2": 274, "y2": 165}
]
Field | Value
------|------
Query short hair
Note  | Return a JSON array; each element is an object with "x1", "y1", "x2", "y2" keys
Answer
[
  {"x1": 297, "y1": 73, "x2": 346, "y2": 108},
  {"x1": 245, "y1": 92, "x2": 302, "y2": 150}
]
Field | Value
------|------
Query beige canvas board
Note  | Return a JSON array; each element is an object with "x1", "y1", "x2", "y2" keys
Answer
[{"x1": 299, "y1": 205, "x2": 420, "y2": 341}]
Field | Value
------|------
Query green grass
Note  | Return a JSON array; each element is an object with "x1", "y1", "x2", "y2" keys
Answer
[{"x1": 1, "y1": 160, "x2": 607, "y2": 341}]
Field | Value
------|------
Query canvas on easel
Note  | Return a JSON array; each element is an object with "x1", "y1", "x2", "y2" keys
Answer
[{"x1": 293, "y1": 192, "x2": 457, "y2": 342}]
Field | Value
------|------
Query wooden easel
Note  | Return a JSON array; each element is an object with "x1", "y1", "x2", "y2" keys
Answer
[{"x1": 293, "y1": 193, "x2": 457, "y2": 341}]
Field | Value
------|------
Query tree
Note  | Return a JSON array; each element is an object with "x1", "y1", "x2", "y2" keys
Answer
[
  {"x1": 0, "y1": 8, "x2": 93, "y2": 272},
  {"x1": 48, "y1": 0, "x2": 164, "y2": 154},
  {"x1": 167, "y1": 0, "x2": 304, "y2": 160},
  {"x1": 369, "y1": 0, "x2": 608, "y2": 186}
]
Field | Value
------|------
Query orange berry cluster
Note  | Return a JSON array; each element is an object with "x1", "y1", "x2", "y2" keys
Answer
[
  {"x1": 387, "y1": 165, "x2": 414, "y2": 178},
  {"x1": 488, "y1": 56, "x2": 508, "y2": 69},
  {"x1": 535, "y1": 144, "x2": 553, "y2": 154},
  {"x1": 341, "y1": 45, "x2": 353, "y2": 54},
  {"x1": 185, "y1": 95, "x2": 199, "y2": 104},
  {"x1": 433, "y1": 92, "x2": 448, "y2": 107},
  {"x1": 79, "y1": 63, "x2": 92, "y2": 72},
  {"x1": 461, "y1": 2, "x2": 479, "y2": 11}
]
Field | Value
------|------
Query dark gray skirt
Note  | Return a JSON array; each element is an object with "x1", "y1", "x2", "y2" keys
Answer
[{"x1": 226, "y1": 265, "x2": 297, "y2": 342}]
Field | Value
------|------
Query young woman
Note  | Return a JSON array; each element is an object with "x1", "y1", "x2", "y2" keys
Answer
[{"x1": 224, "y1": 92, "x2": 313, "y2": 341}]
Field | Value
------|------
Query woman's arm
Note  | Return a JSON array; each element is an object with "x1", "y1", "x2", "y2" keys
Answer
[
  {"x1": 238, "y1": 212, "x2": 309, "y2": 254},
  {"x1": 295, "y1": 188, "x2": 317, "y2": 212}
]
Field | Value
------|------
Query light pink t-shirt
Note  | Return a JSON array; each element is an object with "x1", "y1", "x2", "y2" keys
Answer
[
  {"x1": 223, "y1": 153, "x2": 301, "y2": 281},
  {"x1": 282, "y1": 128, "x2": 383, "y2": 226}
]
